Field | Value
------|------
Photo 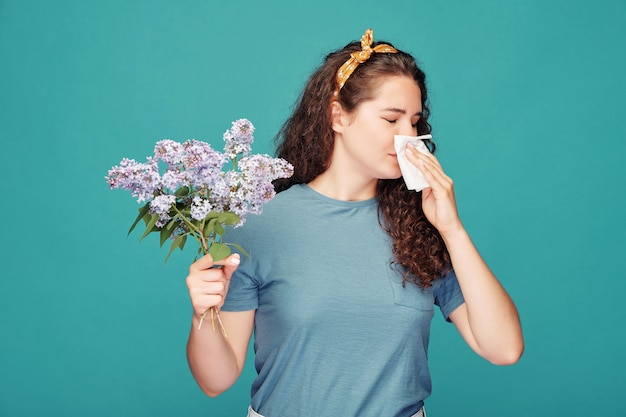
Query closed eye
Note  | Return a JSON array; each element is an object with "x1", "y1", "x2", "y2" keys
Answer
[{"x1": 384, "y1": 118, "x2": 419, "y2": 129}]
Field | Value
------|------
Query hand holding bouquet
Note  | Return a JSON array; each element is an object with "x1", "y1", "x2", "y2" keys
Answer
[{"x1": 106, "y1": 119, "x2": 293, "y2": 333}]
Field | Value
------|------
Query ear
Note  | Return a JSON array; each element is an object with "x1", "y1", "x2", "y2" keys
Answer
[{"x1": 330, "y1": 100, "x2": 348, "y2": 134}]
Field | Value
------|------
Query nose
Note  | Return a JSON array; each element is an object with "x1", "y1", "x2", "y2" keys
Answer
[{"x1": 398, "y1": 120, "x2": 417, "y2": 137}]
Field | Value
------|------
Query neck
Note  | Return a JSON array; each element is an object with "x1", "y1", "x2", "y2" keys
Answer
[{"x1": 307, "y1": 168, "x2": 377, "y2": 201}]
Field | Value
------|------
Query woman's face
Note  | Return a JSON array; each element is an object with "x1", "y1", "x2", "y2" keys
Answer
[{"x1": 333, "y1": 75, "x2": 423, "y2": 182}]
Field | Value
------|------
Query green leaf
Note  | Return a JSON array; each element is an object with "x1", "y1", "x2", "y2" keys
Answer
[
  {"x1": 217, "y1": 212, "x2": 240, "y2": 226},
  {"x1": 194, "y1": 245, "x2": 204, "y2": 261},
  {"x1": 203, "y1": 219, "x2": 216, "y2": 238},
  {"x1": 141, "y1": 209, "x2": 153, "y2": 226},
  {"x1": 231, "y1": 243, "x2": 250, "y2": 258},
  {"x1": 164, "y1": 234, "x2": 185, "y2": 264},
  {"x1": 214, "y1": 222, "x2": 225, "y2": 236},
  {"x1": 209, "y1": 243, "x2": 231, "y2": 261},
  {"x1": 203, "y1": 211, "x2": 221, "y2": 220},
  {"x1": 159, "y1": 219, "x2": 178, "y2": 247},
  {"x1": 174, "y1": 186, "x2": 190, "y2": 197},
  {"x1": 128, "y1": 204, "x2": 151, "y2": 236},
  {"x1": 139, "y1": 213, "x2": 160, "y2": 241},
  {"x1": 174, "y1": 202, "x2": 191, "y2": 218}
]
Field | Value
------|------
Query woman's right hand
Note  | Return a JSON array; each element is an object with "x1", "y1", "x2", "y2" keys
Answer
[
  {"x1": 186, "y1": 253, "x2": 241, "y2": 319},
  {"x1": 185, "y1": 252, "x2": 254, "y2": 397}
]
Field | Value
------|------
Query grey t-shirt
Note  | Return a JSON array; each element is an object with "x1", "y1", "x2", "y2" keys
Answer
[{"x1": 222, "y1": 184, "x2": 464, "y2": 417}]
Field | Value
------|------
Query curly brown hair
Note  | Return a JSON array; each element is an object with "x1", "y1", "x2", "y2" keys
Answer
[{"x1": 273, "y1": 38, "x2": 450, "y2": 288}]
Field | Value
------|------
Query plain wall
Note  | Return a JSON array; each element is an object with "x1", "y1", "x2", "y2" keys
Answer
[{"x1": 1, "y1": 1, "x2": 625, "y2": 416}]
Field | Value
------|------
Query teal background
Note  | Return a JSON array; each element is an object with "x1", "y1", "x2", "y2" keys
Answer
[{"x1": 1, "y1": 0, "x2": 625, "y2": 416}]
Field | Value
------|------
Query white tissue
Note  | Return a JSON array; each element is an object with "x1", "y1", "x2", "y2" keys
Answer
[{"x1": 394, "y1": 134, "x2": 433, "y2": 192}]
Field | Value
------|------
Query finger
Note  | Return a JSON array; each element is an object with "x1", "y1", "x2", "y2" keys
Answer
[
  {"x1": 188, "y1": 279, "x2": 227, "y2": 306},
  {"x1": 187, "y1": 272, "x2": 224, "y2": 294},
  {"x1": 210, "y1": 253, "x2": 240, "y2": 268},
  {"x1": 189, "y1": 253, "x2": 215, "y2": 272},
  {"x1": 405, "y1": 142, "x2": 431, "y2": 161},
  {"x1": 194, "y1": 295, "x2": 225, "y2": 315},
  {"x1": 410, "y1": 149, "x2": 446, "y2": 178},
  {"x1": 218, "y1": 254, "x2": 241, "y2": 281},
  {"x1": 405, "y1": 147, "x2": 441, "y2": 178},
  {"x1": 409, "y1": 148, "x2": 451, "y2": 185},
  {"x1": 405, "y1": 144, "x2": 447, "y2": 176},
  {"x1": 190, "y1": 252, "x2": 240, "y2": 274},
  {"x1": 197, "y1": 280, "x2": 227, "y2": 295},
  {"x1": 420, "y1": 149, "x2": 443, "y2": 170},
  {"x1": 417, "y1": 158, "x2": 450, "y2": 190}
]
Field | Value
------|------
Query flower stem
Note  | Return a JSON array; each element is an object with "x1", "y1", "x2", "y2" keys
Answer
[
  {"x1": 170, "y1": 204, "x2": 228, "y2": 337},
  {"x1": 197, "y1": 220, "x2": 228, "y2": 338}
]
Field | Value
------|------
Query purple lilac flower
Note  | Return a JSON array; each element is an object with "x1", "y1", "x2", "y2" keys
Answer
[
  {"x1": 182, "y1": 140, "x2": 224, "y2": 169},
  {"x1": 150, "y1": 194, "x2": 177, "y2": 227},
  {"x1": 214, "y1": 155, "x2": 294, "y2": 222},
  {"x1": 226, "y1": 192, "x2": 248, "y2": 226},
  {"x1": 182, "y1": 140, "x2": 228, "y2": 188},
  {"x1": 250, "y1": 182, "x2": 276, "y2": 213},
  {"x1": 224, "y1": 119, "x2": 255, "y2": 158},
  {"x1": 106, "y1": 157, "x2": 161, "y2": 203},
  {"x1": 154, "y1": 140, "x2": 185, "y2": 166},
  {"x1": 204, "y1": 174, "x2": 231, "y2": 210},
  {"x1": 190, "y1": 196, "x2": 213, "y2": 221},
  {"x1": 239, "y1": 154, "x2": 294, "y2": 182},
  {"x1": 108, "y1": 119, "x2": 295, "y2": 247},
  {"x1": 161, "y1": 168, "x2": 187, "y2": 192},
  {"x1": 231, "y1": 118, "x2": 255, "y2": 143},
  {"x1": 150, "y1": 194, "x2": 176, "y2": 215},
  {"x1": 269, "y1": 158, "x2": 294, "y2": 181},
  {"x1": 234, "y1": 175, "x2": 274, "y2": 216},
  {"x1": 221, "y1": 171, "x2": 243, "y2": 208}
]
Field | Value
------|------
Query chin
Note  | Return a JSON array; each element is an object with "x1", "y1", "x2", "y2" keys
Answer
[
  {"x1": 390, "y1": 165, "x2": 403, "y2": 179},
  {"x1": 379, "y1": 170, "x2": 403, "y2": 180},
  {"x1": 376, "y1": 160, "x2": 402, "y2": 180}
]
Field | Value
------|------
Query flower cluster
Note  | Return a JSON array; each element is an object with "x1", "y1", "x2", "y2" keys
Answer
[{"x1": 106, "y1": 119, "x2": 293, "y2": 263}]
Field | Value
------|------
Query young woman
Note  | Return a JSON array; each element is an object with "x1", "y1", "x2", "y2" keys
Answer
[{"x1": 185, "y1": 29, "x2": 524, "y2": 417}]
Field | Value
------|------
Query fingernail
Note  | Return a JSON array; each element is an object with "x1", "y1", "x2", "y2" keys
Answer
[{"x1": 231, "y1": 256, "x2": 240, "y2": 265}]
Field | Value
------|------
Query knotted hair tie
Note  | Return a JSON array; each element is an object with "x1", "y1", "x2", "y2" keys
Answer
[{"x1": 333, "y1": 29, "x2": 398, "y2": 98}]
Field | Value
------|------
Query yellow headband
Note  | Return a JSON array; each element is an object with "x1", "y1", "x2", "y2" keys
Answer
[{"x1": 333, "y1": 29, "x2": 398, "y2": 98}]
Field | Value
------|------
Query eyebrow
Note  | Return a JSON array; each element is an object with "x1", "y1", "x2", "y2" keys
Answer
[{"x1": 382, "y1": 107, "x2": 423, "y2": 117}]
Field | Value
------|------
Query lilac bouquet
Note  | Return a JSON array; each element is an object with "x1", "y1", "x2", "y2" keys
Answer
[{"x1": 106, "y1": 119, "x2": 293, "y2": 331}]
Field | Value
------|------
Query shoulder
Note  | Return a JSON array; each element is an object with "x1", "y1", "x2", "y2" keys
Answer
[
  {"x1": 225, "y1": 185, "x2": 306, "y2": 242},
  {"x1": 248, "y1": 184, "x2": 319, "y2": 222},
  {"x1": 270, "y1": 184, "x2": 307, "y2": 205},
  {"x1": 251, "y1": 184, "x2": 305, "y2": 219}
]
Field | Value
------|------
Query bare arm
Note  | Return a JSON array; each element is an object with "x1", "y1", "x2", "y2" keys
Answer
[
  {"x1": 443, "y1": 229, "x2": 523, "y2": 365},
  {"x1": 406, "y1": 144, "x2": 524, "y2": 365},
  {"x1": 187, "y1": 310, "x2": 255, "y2": 396},
  {"x1": 185, "y1": 254, "x2": 256, "y2": 396}
]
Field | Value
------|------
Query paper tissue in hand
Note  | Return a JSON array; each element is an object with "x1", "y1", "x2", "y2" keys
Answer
[{"x1": 394, "y1": 134, "x2": 433, "y2": 192}]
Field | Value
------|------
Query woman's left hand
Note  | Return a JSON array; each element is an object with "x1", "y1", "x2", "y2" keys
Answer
[
  {"x1": 405, "y1": 145, "x2": 524, "y2": 365},
  {"x1": 405, "y1": 143, "x2": 463, "y2": 236}
]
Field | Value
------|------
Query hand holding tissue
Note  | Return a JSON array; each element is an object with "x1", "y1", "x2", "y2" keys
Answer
[{"x1": 394, "y1": 134, "x2": 433, "y2": 192}]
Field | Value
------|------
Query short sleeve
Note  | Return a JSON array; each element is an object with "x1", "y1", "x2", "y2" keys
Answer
[
  {"x1": 433, "y1": 268, "x2": 465, "y2": 322},
  {"x1": 221, "y1": 232, "x2": 259, "y2": 312}
]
